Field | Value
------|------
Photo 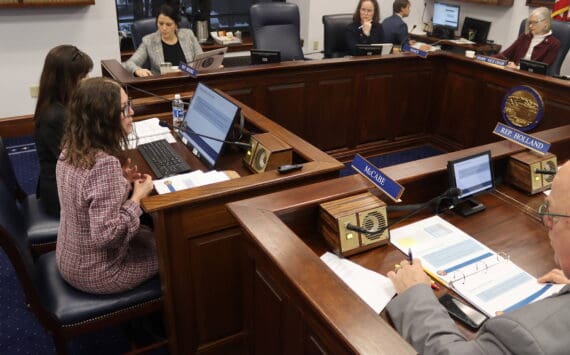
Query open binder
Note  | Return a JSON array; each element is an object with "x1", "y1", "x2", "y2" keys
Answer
[{"x1": 390, "y1": 215, "x2": 563, "y2": 317}]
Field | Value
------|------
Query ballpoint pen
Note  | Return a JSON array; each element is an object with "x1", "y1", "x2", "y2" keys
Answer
[{"x1": 408, "y1": 248, "x2": 413, "y2": 265}]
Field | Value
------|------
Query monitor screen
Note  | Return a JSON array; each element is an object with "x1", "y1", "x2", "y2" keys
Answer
[
  {"x1": 519, "y1": 59, "x2": 548, "y2": 75},
  {"x1": 433, "y1": 2, "x2": 460, "y2": 30},
  {"x1": 250, "y1": 49, "x2": 281, "y2": 65},
  {"x1": 355, "y1": 43, "x2": 393, "y2": 56},
  {"x1": 180, "y1": 83, "x2": 239, "y2": 168},
  {"x1": 461, "y1": 17, "x2": 491, "y2": 44},
  {"x1": 448, "y1": 151, "x2": 494, "y2": 200}
]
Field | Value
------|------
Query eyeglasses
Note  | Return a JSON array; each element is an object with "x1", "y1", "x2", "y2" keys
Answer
[
  {"x1": 528, "y1": 18, "x2": 546, "y2": 26},
  {"x1": 360, "y1": 8, "x2": 374, "y2": 13},
  {"x1": 121, "y1": 100, "x2": 133, "y2": 118},
  {"x1": 538, "y1": 201, "x2": 570, "y2": 228}
]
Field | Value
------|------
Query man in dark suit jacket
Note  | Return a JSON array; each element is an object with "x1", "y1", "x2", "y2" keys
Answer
[{"x1": 382, "y1": 0, "x2": 411, "y2": 46}]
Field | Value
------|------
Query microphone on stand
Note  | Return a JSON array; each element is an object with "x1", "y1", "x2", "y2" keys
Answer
[
  {"x1": 158, "y1": 120, "x2": 252, "y2": 149},
  {"x1": 346, "y1": 187, "x2": 461, "y2": 235},
  {"x1": 123, "y1": 83, "x2": 190, "y2": 106}
]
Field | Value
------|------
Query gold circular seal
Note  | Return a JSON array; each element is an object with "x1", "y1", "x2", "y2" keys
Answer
[{"x1": 501, "y1": 86, "x2": 544, "y2": 132}]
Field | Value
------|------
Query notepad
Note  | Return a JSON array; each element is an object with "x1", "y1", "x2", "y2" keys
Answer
[{"x1": 390, "y1": 216, "x2": 563, "y2": 317}]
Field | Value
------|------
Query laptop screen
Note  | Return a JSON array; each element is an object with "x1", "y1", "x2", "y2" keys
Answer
[{"x1": 180, "y1": 83, "x2": 239, "y2": 168}]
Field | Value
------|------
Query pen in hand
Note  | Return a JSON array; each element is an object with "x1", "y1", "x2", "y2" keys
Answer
[{"x1": 408, "y1": 248, "x2": 413, "y2": 265}]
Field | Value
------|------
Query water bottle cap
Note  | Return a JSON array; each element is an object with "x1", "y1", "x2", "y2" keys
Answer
[{"x1": 174, "y1": 94, "x2": 181, "y2": 100}]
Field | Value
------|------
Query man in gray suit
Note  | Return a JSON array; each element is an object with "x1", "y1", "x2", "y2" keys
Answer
[
  {"x1": 382, "y1": 0, "x2": 412, "y2": 46},
  {"x1": 386, "y1": 162, "x2": 570, "y2": 355}
]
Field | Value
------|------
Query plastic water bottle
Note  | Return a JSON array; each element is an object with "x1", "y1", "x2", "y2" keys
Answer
[{"x1": 172, "y1": 94, "x2": 184, "y2": 127}]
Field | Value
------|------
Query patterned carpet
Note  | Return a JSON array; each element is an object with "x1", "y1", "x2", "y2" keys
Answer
[{"x1": 1, "y1": 137, "x2": 442, "y2": 354}]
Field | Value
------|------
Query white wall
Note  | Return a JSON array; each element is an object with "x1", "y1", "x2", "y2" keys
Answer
[
  {"x1": 293, "y1": 0, "x2": 569, "y2": 75},
  {"x1": 0, "y1": 2, "x2": 120, "y2": 118}
]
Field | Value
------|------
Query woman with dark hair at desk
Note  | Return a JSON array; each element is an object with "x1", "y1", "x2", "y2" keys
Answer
[
  {"x1": 496, "y1": 7, "x2": 560, "y2": 68},
  {"x1": 34, "y1": 45, "x2": 93, "y2": 217},
  {"x1": 345, "y1": 0, "x2": 384, "y2": 56},
  {"x1": 56, "y1": 77, "x2": 158, "y2": 294},
  {"x1": 124, "y1": 3, "x2": 202, "y2": 77}
]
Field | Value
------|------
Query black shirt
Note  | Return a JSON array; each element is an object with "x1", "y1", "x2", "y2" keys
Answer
[{"x1": 162, "y1": 40, "x2": 187, "y2": 65}]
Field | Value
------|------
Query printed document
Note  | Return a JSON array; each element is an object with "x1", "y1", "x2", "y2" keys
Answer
[
  {"x1": 126, "y1": 117, "x2": 176, "y2": 149},
  {"x1": 153, "y1": 170, "x2": 230, "y2": 194},
  {"x1": 390, "y1": 216, "x2": 563, "y2": 317}
]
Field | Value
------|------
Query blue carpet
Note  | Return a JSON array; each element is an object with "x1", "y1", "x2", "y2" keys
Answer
[
  {"x1": 340, "y1": 145, "x2": 443, "y2": 177},
  {"x1": 4, "y1": 136, "x2": 39, "y2": 195}
]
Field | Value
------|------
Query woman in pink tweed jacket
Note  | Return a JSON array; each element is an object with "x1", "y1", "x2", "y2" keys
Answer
[{"x1": 55, "y1": 77, "x2": 158, "y2": 294}]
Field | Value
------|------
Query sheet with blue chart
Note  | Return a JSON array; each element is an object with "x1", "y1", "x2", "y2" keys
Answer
[
  {"x1": 390, "y1": 215, "x2": 563, "y2": 317},
  {"x1": 180, "y1": 83, "x2": 239, "y2": 168}
]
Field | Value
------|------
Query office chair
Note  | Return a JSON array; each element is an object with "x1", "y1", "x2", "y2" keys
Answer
[
  {"x1": 132, "y1": 17, "x2": 192, "y2": 49},
  {"x1": 0, "y1": 178, "x2": 164, "y2": 355},
  {"x1": 519, "y1": 19, "x2": 570, "y2": 76},
  {"x1": 250, "y1": 3, "x2": 305, "y2": 61},
  {"x1": 0, "y1": 137, "x2": 59, "y2": 255},
  {"x1": 322, "y1": 14, "x2": 353, "y2": 58}
]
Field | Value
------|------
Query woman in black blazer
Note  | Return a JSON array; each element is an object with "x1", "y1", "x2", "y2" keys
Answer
[
  {"x1": 345, "y1": 0, "x2": 384, "y2": 55},
  {"x1": 34, "y1": 45, "x2": 92, "y2": 217}
]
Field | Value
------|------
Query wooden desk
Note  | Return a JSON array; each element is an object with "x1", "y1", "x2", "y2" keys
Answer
[
  {"x1": 137, "y1": 92, "x2": 342, "y2": 354},
  {"x1": 101, "y1": 52, "x2": 570, "y2": 163},
  {"x1": 409, "y1": 33, "x2": 501, "y2": 55},
  {"x1": 226, "y1": 125, "x2": 570, "y2": 354}
]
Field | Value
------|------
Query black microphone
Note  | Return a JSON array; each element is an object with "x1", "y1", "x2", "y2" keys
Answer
[
  {"x1": 535, "y1": 169, "x2": 557, "y2": 175},
  {"x1": 346, "y1": 187, "x2": 461, "y2": 235},
  {"x1": 123, "y1": 83, "x2": 190, "y2": 107},
  {"x1": 158, "y1": 120, "x2": 252, "y2": 149}
]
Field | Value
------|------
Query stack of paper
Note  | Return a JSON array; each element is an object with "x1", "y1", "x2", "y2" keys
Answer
[
  {"x1": 126, "y1": 118, "x2": 176, "y2": 150},
  {"x1": 153, "y1": 170, "x2": 230, "y2": 194},
  {"x1": 390, "y1": 215, "x2": 563, "y2": 317}
]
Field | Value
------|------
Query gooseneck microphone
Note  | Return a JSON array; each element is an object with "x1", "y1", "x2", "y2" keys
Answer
[
  {"x1": 123, "y1": 83, "x2": 190, "y2": 107},
  {"x1": 158, "y1": 120, "x2": 252, "y2": 149},
  {"x1": 346, "y1": 187, "x2": 461, "y2": 235}
]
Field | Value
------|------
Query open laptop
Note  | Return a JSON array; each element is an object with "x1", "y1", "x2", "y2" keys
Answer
[
  {"x1": 519, "y1": 59, "x2": 548, "y2": 75},
  {"x1": 355, "y1": 43, "x2": 393, "y2": 56},
  {"x1": 190, "y1": 47, "x2": 228, "y2": 73},
  {"x1": 250, "y1": 49, "x2": 281, "y2": 65}
]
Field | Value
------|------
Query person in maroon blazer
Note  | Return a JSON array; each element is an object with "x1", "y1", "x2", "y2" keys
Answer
[{"x1": 496, "y1": 7, "x2": 560, "y2": 68}]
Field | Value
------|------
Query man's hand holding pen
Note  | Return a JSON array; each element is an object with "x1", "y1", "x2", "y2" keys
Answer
[{"x1": 388, "y1": 259, "x2": 433, "y2": 294}]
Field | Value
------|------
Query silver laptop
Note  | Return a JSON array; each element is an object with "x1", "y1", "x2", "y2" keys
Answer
[{"x1": 190, "y1": 47, "x2": 228, "y2": 73}]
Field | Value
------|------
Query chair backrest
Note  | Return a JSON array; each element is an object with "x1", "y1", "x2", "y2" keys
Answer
[
  {"x1": 0, "y1": 179, "x2": 40, "y2": 309},
  {"x1": 322, "y1": 14, "x2": 353, "y2": 58},
  {"x1": 0, "y1": 137, "x2": 26, "y2": 200},
  {"x1": 131, "y1": 17, "x2": 192, "y2": 49},
  {"x1": 518, "y1": 19, "x2": 570, "y2": 76},
  {"x1": 250, "y1": 3, "x2": 304, "y2": 61}
]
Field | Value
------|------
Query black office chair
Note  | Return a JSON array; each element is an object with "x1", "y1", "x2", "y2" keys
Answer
[
  {"x1": 132, "y1": 17, "x2": 192, "y2": 49},
  {"x1": 518, "y1": 19, "x2": 570, "y2": 76},
  {"x1": 250, "y1": 3, "x2": 305, "y2": 62},
  {"x1": 0, "y1": 137, "x2": 59, "y2": 255},
  {"x1": 0, "y1": 177, "x2": 164, "y2": 355},
  {"x1": 322, "y1": 14, "x2": 353, "y2": 58}
]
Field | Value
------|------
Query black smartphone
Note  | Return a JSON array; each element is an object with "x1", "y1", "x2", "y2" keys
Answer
[{"x1": 439, "y1": 293, "x2": 488, "y2": 330}]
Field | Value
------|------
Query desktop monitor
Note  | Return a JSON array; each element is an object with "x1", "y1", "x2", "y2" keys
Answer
[
  {"x1": 355, "y1": 43, "x2": 393, "y2": 56},
  {"x1": 447, "y1": 151, "x2": 495, "y2": 216},
  {"x1": 250, "y1": 49, "x2": 281, "y2": 65},
  {"x1": 519, "y1": 59, "x2": 548, "y2": 75},
  {"x1": 180, "y1": 83, "x2": 240, "y2": 168},
  {"x1": 432, "y1": 2, "x2": 460, "y2": 39},
  {"x1": 461, "y1": 17, "x2": 491, "y2": 44}
]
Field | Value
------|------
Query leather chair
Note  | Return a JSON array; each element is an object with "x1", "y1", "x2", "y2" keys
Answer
[
  {"x1": 0, "y1": 178, "x2": 164, "y2": 355},
  {"x1": 518, "y1": 19, "x2": 570, "y2": 76},
  {"x1": 0, "y1": 137, "x2": 59, "y2": 255},
  {"x1": 322, "y1": 14, "x2": 353, "y2": 58},
  {"x1": 132, "y1": 17, "x2": 192, "y2": 49},
  {"x1": 250, "y1": 3, "x2": 305, "y2": 61}
]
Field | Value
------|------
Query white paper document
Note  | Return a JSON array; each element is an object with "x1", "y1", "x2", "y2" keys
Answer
[
  {"x1": 153, "y1": 170, "x2": 230, "y2": 194},
  {"x1": 390, "y1": 215, "x2": 563, "y2": 317},
  {"x1": 126, "y1": 117, "x2": 176, "y2": 149},
  {"x1": 320, "y1": 252, "x2": 396, "y2": 314}
]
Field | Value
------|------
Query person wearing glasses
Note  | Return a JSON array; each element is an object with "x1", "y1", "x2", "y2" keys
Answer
[
  {"x1": 34, "y1": 45, "x2": 93, "y2": 217},
  {"x1": 345, "y1": 0, "x2": 384, "y2": 56},
  {"x1": 56, "y1": 77, "x2": 158, "y2": 294},
  {"x1": 383, "y1": 162, "x2": 570, "y2": 354},
  {"x1": 124, "y1": 3, "x2": 202, "y2": 77},
  {"x1": 496, "y1": 7, "x2": 561, "y2": 68}
]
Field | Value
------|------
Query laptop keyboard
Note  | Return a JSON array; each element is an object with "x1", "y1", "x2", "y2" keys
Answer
[{"x1": 137, "y1": 139, "x2": 191, "y2": 179}]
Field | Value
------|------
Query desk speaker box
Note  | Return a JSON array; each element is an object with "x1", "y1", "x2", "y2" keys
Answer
[
  {"x1": 243, "y1": 133, "x2": 292, "y2": 173},
  {"x1": 319, "y1": 192, "x2": 388, "y2": 257},
  {"x1": 506, "y1": 151, "x2": 557, "y2": 194}
]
